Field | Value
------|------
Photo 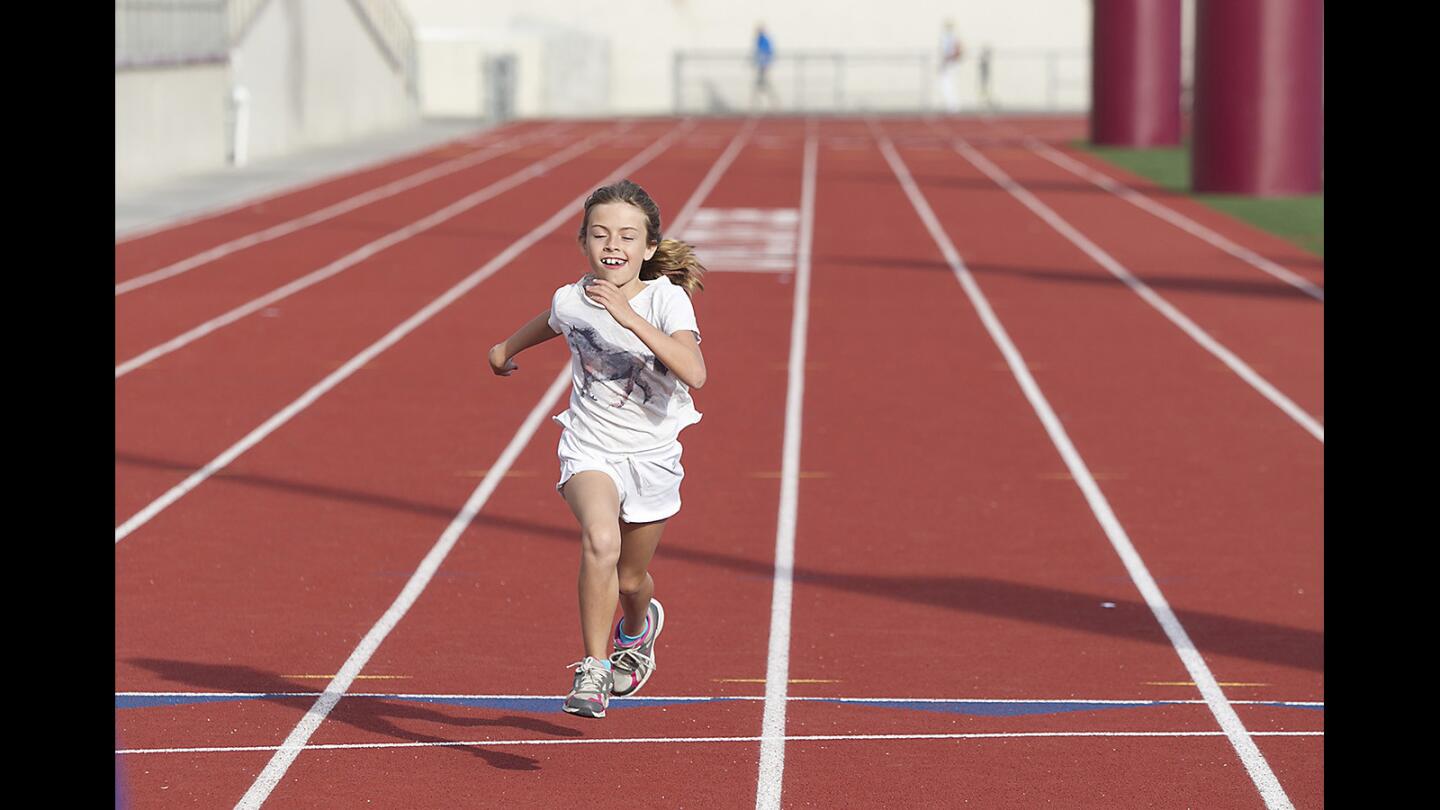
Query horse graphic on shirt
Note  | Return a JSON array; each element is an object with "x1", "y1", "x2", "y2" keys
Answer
[{"x1": 566, "y1": 325, "x2": 671, "y2": 407}]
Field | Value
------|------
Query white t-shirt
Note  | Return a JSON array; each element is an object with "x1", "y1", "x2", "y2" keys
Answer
[{"x1": 548, "y1": 274, "x2": 703, "y2": 453}]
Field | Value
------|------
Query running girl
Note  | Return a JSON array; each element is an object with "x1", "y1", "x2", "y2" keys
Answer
[{"x1": 488, "y1": 179, "x2": 707, "y2": 718}]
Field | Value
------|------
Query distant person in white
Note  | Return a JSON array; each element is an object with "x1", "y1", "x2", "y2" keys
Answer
[{"x1": 939, "y1": 20, "x2": 964, "y2": 113}]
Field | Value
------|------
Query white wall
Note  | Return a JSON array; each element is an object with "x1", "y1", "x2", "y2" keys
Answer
[
  {"x1": 400, "y1": 0, "x2": 1092, "y2": 116},
  {"x1": 232, "y1": 0, "x2": 419, "y2": 163},
  {"x1": 116, "y1": 63, "x2": 230, "y2": 190}
]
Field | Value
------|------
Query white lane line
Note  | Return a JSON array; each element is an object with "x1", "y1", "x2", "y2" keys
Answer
[
  {"x1": 114, "y1": 122, "x2": 629, "y2": 380},
  {"x1": 114, "y1": 121, "x2": 693, "y2": 545},
  {"x1": 1020, "y1": 137, "x2": 1324, "y2": 302},
  {"x1": 115, "y1": 123, "x2": 571, "y2": 296},
  {"x1": 114, "y1": 124, "x2": 526, "y2": 245},
  {"x1": 755, "y1": 122, "x2": 818, "y2": 810},
  {"x1": 117, "y1": 691, "x2": 1326, "y2": 707},
  {"x1": 231, "y1": 118, "x2": 750, "y2": 809},
  {"x1": 873, "y1": 121, "x2": 1297, "y2": 810},
  {"x1": 231, "y1": 369, "x2": 572, "y2": 810},
  {"x1": 121, "y1": 730, "x2": 1326, "y2": 756},
  {"x1": 937, "y1": 131, "x2": 1324, "y2": 444}
]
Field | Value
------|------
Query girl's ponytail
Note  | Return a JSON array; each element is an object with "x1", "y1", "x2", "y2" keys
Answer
[{"x1": 642, "y1": 238, "x2": 705, "y2": 295}]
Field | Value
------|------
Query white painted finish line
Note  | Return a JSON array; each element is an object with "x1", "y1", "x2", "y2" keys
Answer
[
  {"x1": 117, "y1": 690, "x2": 1325, "y2": 707},
  {"x1": 684, "y1": 207, "x2": 799, "y2": 273}
]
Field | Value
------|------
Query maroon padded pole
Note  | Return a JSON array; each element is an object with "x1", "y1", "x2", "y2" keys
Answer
[
  {"x1": 1192, "y1": 0, "x2": 1324, "y2": 195},
  {"x1": 1090, "y1": 0, "x2": 1182, "y2": 146}
]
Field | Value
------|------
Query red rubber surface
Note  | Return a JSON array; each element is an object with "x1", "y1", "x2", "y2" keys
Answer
[{"x1": 116, "y1": 115, "x2": 1322, "y2": 808}]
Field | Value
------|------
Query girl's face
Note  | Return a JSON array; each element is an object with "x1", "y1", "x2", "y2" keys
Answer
[{"x1": 581, "y1": 202, "x2": 657, "y2": 287}]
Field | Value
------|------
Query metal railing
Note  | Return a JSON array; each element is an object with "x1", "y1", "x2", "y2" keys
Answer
[
  {"x1": 674, "y1": 48, "x2": 1091, "y2": 114},
  {"x1": 117, "y1": 0, "x2": 414, "y2": 93},
  {"x1": 115, "y1": 0, "x2": 228, "y2": 68},
  {"x1": 987, "y1": 49, "x2": 1090, "y2": 111},
  {"x1": 227, "y1": 0, "x2": 268, "y2": 45},
  {"x1": 675, "y1": 50, "x2": 931, "y2": 114},
  {"x1": 347, "y1": 0, "x2": 416, "y2": 94}
]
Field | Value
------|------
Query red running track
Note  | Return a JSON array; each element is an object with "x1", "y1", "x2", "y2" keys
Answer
[{"x1": 116, "y1": 115, "x2": 1322, "y2": 808}]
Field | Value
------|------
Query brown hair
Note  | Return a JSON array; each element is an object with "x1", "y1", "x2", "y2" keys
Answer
[{"x1": 578, "y1": 179, "x2": 705, "y2": 295}]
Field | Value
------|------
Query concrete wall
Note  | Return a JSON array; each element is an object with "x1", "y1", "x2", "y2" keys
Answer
[
  {"x1": 232, "y1": 0, "x2": 419, "y2": 163},
  {"x1": 116, "y1": 63, "x2": 230, "y2": 190},
  {"x1": 400, "y1": 0, "x2": 1092, "y2": 116}
]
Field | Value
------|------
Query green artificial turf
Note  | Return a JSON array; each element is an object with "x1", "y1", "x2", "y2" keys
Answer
[{"x1": 1079, "y1": 143, "x2": 1323, "y2": 257}]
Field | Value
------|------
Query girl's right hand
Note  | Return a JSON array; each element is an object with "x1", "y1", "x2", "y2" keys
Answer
[{"x1": 488, "y1": 343, "x2": 518, "y2": 376}]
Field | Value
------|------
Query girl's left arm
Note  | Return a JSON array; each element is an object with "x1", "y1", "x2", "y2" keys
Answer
[
  {"x1": 627, "y1": 319, "x2": 706, "y2": 389},
  {"x1": 586, "y1": 278, "x2": 707, "y2": 388}
]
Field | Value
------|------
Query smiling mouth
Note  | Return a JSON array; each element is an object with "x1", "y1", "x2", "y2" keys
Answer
[{"x1": 601, "y1": 257, "x2": 626, "y2": 267}]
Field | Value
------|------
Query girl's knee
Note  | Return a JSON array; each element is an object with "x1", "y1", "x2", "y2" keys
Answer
[
  {"x1": 617, "y1": 568, "x2": 650, "y2": 596},
  {"x1": 581, "y1": 525, "x2": 622, "y2": 565}
]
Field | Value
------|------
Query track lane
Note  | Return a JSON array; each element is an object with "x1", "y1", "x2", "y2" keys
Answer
[
  {"x1": 272, "y1": 116, "x2": 812, "y2": 806},
  {"x1": 117, "y1": 116, "x2": 725, "y2": 804},
  {"x1": 115, "y1": 120, "x2": 620, "y2": 366},
  {"x1": 880, "y1": 118, "x2": 1320, "y2": 803},
  {"x1": 114, "y1": 114, "x2": 1322, "y2": 807},
  {"x1": 925, "y1": 118, "x2": 1324, "y2": 423},
  {"x1": 117, "y1": 117, "x2": 796, "y2": 806},
  {"x1": 115, "y1": 121, "x2": 686, "y2": 526},
  {"x1": 760, "y1": 118, "x2": 1301, "y2": 807},
  {"x1": 882, "y1": 121, "x2": 1323, "y2": 693},
  {"x1": 980, "y1": 115, "x2": 1324, "y2": 292}
]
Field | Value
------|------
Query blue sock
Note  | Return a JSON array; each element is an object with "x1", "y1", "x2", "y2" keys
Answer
[{"x1": 618, "y1": 615, "x2": 649, "y2": 644}]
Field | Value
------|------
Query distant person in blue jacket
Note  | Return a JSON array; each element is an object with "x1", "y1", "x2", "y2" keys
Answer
[{"x1": 752, "y1": 24, "x2": 778, "y2": 112}]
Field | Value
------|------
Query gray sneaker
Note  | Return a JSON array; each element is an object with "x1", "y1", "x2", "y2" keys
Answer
[
  {"x1": 563, "y1": 656, "x2": 613, "y2": 718},
  {"x1": 609, "y1": 599, "x2": 665, "y2": 697}
]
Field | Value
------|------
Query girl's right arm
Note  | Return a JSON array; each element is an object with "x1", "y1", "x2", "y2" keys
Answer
[{"x1": 489, "y1": 309, "x2": 561, "y2": 376}]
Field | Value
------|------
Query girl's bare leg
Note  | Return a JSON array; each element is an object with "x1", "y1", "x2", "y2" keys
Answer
[
  {"x1": 562, "y1": 471, "x2": 625, "y2": 660},
  {"x1": 617, "y1": 519, "x2": 666, "y2": 636}
]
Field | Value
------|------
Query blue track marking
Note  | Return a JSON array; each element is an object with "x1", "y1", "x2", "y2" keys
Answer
[
  {"x1": 116, "y1": 693, "x2": 1325, "y2": 716},
  {"x1": 1259, "y1": 702, "x2": 1324, "y2": 711},
  {"x1": 117, "y1": 694, "x2": 290, "y2": 709}
]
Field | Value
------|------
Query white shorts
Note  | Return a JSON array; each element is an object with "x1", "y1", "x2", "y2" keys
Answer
[{"x1": 555, "y1": 431, "x2": 685, "y2": 524}]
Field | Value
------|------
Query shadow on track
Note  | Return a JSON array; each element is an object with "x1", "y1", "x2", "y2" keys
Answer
[
  {"x1": 119, "y1": 658, "x2": 586, "y2": 770},
  {"x1": 117, "y1": 451, "x2": 1321, "y2": 673}
]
